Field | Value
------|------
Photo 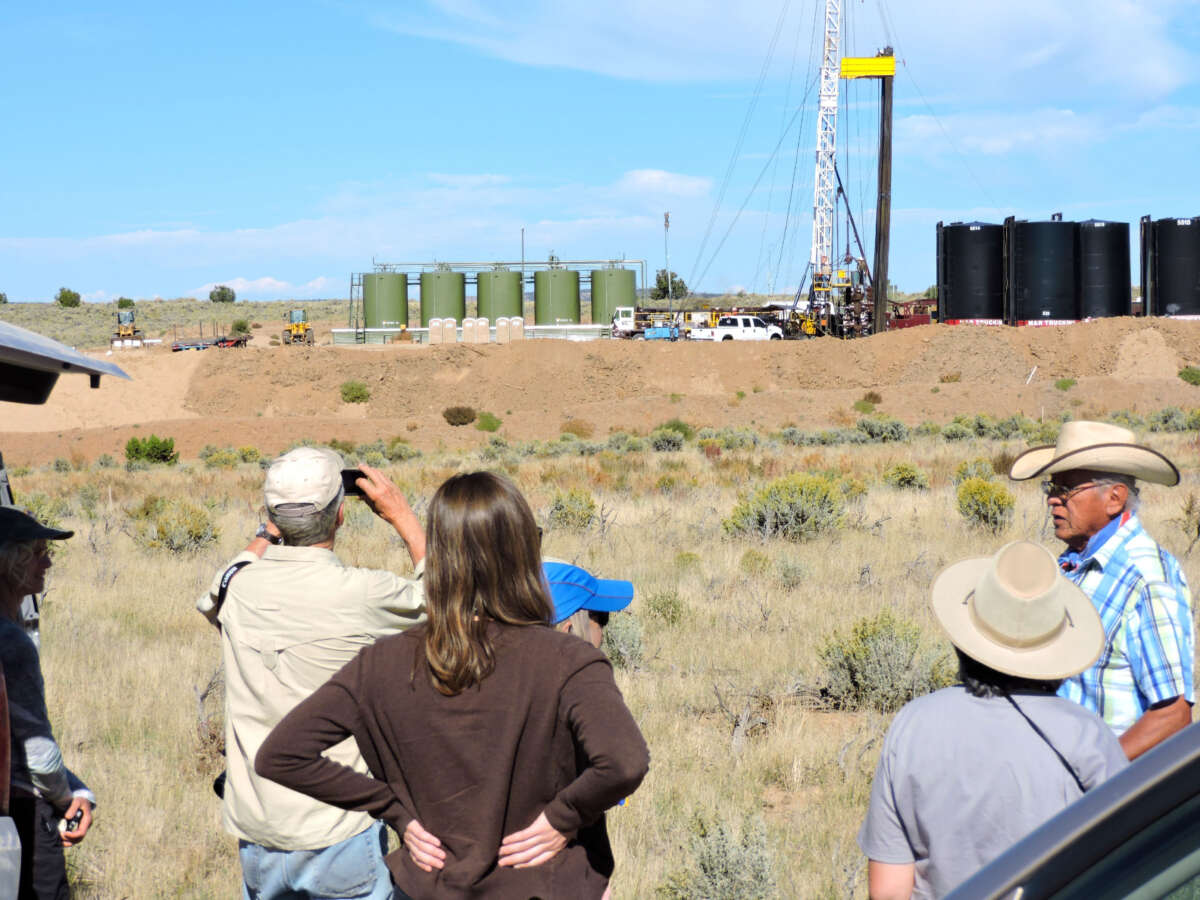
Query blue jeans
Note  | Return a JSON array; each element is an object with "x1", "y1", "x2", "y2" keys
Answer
[{"x1": 239, "y1": 822, "x2": 395, "y2": 900}]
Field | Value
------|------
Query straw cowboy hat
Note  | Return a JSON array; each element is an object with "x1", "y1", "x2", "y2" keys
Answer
[
  {"x1": 1009, "y1": 420, "x2": 1179, "y2": 486},
  {"x1": 931, "y1": 541, "x2": 1104, "y2": 680}
]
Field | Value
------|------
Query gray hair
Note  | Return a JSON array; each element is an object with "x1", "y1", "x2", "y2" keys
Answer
[
  {"x1": 560, "y1": 608, "x2": 593, "y2": 640},
  {"x1": 1094, "y1": 472, "x2": 1140, "y2": 513},
  {"x1": 268, "y1": 489, "x2": 344, "y2": 546},
  {"x1": 0, "y1": 540, "x2": 37, "y2": 586}
]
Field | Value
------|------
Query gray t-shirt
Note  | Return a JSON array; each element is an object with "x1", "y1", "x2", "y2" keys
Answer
[{"x1": 858, "y1": 686, "x2": 1128, "y2": 898}]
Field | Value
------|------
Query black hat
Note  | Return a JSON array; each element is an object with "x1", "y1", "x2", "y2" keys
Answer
[{"x1": 0, "y1": 507, "x2": 73, "y2": 544}]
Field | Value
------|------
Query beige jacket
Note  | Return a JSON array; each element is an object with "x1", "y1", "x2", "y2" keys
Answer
[{"x1": 198, "y1": 545, "x2": 424, "y2": 849}]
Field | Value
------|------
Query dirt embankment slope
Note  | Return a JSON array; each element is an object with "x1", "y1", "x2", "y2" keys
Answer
[{"x1": 3, "y1": 318, "x2": 1200, "y2": 465}]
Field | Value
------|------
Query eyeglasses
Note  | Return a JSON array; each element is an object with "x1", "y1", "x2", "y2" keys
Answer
[{"x1": 1041, "y1": 480, "x2": 1099, "y2": 502}]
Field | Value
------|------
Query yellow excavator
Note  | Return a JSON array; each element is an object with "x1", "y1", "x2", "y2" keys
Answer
[{"x1": 281, "y1": 309, "x2": 314, "y2": 345}]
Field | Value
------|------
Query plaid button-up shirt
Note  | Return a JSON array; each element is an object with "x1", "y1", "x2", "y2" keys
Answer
[{"x1": 1058, "y1": 514, "x2": 1194, "y2": 735}]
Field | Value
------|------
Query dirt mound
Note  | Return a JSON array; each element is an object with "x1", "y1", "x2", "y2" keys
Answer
[{"x1": 3, "y1": 318, "x2": 1200, "y2": 466}]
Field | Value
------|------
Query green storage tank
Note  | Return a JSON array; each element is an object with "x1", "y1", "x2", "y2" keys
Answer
[
  {"x1": 362, "y1": 272, "x2": 409, "y2": 328},
  {"x1": 589, "y1": 267, "x2": 636, "y2": 325},
  {"x1": 534, "y1": 269, "x2": 581, "y2": 324},
  {"x1": 477, "y1": 268, "x2": 523, "y2": 321},
  {"x1": 419, "y1": 271, "x2": 467, "y2": 326}
]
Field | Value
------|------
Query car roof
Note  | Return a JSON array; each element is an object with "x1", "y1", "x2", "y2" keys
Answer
[
  {"x1": 0, "y1": 320, "x2": 130, "y2": 404},
  {"x1": 947, "y1": 722, "x2": 1200, "y2": 899}
]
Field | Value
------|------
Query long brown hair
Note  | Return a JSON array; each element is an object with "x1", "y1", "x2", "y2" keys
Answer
[{"x1": 420, "y1": 471, "x2": 552, "y2": 695}]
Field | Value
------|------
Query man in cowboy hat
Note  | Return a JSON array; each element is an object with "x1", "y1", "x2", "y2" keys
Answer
[
  {"x1": 859, "y1": 541, "x2": 1127, "y2": 899},
  {"x1": 1010, "y1": 420, "x2": 1193, "y2": 759}
]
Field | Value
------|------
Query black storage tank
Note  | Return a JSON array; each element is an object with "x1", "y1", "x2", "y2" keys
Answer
[
  {"x1": 936, "y1": 221, "x2": 1004, "y2": 322},
  {"x1": 1078, "y1": 219, "x2": 1131, "y2": 318},
  {"x1": 1006, "y1": 218, "x2": 1079, "y2": 324},
  {"x1": 1145, "y1": 217, "x2": 1200, "y2": 317}
]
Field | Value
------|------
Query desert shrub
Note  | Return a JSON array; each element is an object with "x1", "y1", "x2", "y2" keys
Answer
[
  {"x1": 125, "y1": 434, "x2": 178, "y2": 465},
  {"x1": 238, "y1": 446, "x2": 261, "y2": 463},
  {"x1": 340, "y1": 380, "x2": 370, "y2": 404},
  {"x1": 862, "y1": 390, "x2": 883, "y2": 404},
  {"x1": 657, "y1": 814, "x2": 776, "y2": 900},
  {"x1": 645, "y1": 591, "x2": 685, "y2": 626},
  {"x1": 957, "y1": 477, "x2": 1015, "y2": 533},
  {"x1": 602, "y1": 613, "x2": 643, "y2": 670},
  {"x1": 606, "y1": 432, "x2": 632, "y2": 451},
  {"x1": 857, "y1": 416, "x2": 909, "y2": 443},
  {"x1": 231, "y1": 318, "x2": 251, "y2": 336},
  {"x1": 442, "y1": 405, "x2": 476, "y2": 426},
  {"x1": 203, "y1": 448, "x2": 240, "y2": 469},
  {"x1": 55, "y1": 287, "x2": 81, "y2": 308},
  {"x1": 1148, "y1": 406, "x2": 1189, "y2": 432},
  {"x1": 836, "y1": 475, "x2": 868, "y2": 501},
  {"x1": 915, "y1": 421, "x2": 941, "y2": 436},
  {"x1": 574, "y1": 441, "x2": 604, "y2": 457},
  {"x1": 1188, "y1": 409, "x2": 1200, "y2": 430},
  {"x1": 1179, "y1": 366, "x2": 1200, "y2": 386},
  {"x1": 547, "y1": 489, "x2": 597, "y2": 530},
  {"x1": 650, "y1": 428, "x2": 685, "y2": 452},
  {"x1": 852, "y1": 398, "x2": 875, "y2": 415},
  {"x1": 779, "y1": 427, "x2": 810, "y2": 446},
  {"x1": 814, "y1": 610, "x2": 954, "y2": 713},
  {"x1": 116, "y1": 297, "x2": 135, "y2": 309},
  {"x1": 1108, "y1": 409, "x2": 1144, "y2": 429},
  {"x1": 697, "y1": 426, "x2": 759, "y2": 450},
  {"x1": 96, "y1": 453, "x2": 116, "y2": 469},
  {"x1": 655, "y1": 474, "x2": 679, "y2": 493},
  {"x1": 20, "y1": 494, "x2": 66, "y2": 532},
  {"x1": 723, "y1": 473, "x2": 845, "y2": 541},
  {"x1": 992, "y1": 414, "x2": 1031, "y2": 438},
  {"x1": 953, "y1": 457, "x2": 996, "y2": 485},
  {"x1": 625, "y1": 436, "x2": 647, "y2": 452},
  {"x1": 940, "y1": 372, "x2": 961, "y2": 383},
  {"x1": 882, "y1": 462, "x2": 929, "y2": 490},
  {"x1": 675, "y1": 551, "x2": 701, "y2": 571},
  {"x1": 52, "y1": 458, "x2": 71, "y2": 473},
  {"x1": 941, "y1": 422, "x2": 972, "y2": 442},
  {"x1": 560, "y1": 419, "x2": 594, "y2": 439},
  {"x1": 326, "y1": 438, "x2": 356, "y2": 457},
  {"x1": 776, "y1": 560, "x2": 807, "y2": 589},
  {"x1": 739, "y1": 549, "x2": 771, "y2": 576},
  {"x1": 386, "y1": 437, "x2": 420, "y2": 461},
  {"x1": 657, "y1": 418, "x2": 695, "y2": 441},
  {"x1": 476, "y1": 411, "x2": 502, "y2": 432},
  {"x1": 1023, "y1": 420, "x2": 1061, "y2": 444},
  {"x1": 1055, "y1": 377, "x2": 1077, "y2": 391},
  {"x1": 360, "y1": 448, "x2": 387, "y2": 467},
  {"x1": 131, "y1": 497, "x2": 219, "y2": 552}
]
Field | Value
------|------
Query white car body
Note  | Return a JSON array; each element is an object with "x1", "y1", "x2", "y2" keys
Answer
[{"x1": 688, "y1": 314, "x2": 783, "y2": 342}]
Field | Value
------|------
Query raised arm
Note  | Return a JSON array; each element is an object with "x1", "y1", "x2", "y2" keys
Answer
[{"x1": 357, "y1": 464, "x2": 426, "y2": 565}]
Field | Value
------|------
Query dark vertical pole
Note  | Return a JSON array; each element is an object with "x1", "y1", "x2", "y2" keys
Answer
[
  {"x1": 1139, "y1": 215, "x2": 1152, "y2": 317},
  {"x1": 872, "y1": 56, "x2": 894, "y2": 335}
]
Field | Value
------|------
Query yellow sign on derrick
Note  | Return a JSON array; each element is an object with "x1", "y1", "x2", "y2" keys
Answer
[{"x1": 840, "y1": 56, "x2": 896, "y2": 79}]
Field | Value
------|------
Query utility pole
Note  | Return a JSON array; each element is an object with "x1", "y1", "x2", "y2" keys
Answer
[{"x1": 664, "y1": 212, "x2": 672, "y2": 312}]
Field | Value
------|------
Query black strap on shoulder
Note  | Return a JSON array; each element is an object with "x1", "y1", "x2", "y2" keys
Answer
[
  {"x1": 1003, "y1": 692, "x2": 1088, "y2": 794},
  {"x1": 215, "y1": 560, "x2": 254, "y2": 618}
]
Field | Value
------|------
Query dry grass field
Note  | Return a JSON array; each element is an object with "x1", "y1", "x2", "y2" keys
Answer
[{"x1": 11, "y1": 424, "x2": 1199, "y2": 898}]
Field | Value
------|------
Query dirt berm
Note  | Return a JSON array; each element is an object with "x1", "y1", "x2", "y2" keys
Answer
[{"x1": 3, "y1": 318, "x2": 1200, "y2": 465}]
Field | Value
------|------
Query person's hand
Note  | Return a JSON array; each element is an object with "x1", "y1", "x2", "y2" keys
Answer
[
  {"x1": 60, "y1": 797, "x2": 92, "y2": 847},
  {"x1": 404, "y1": 819, "x2": 446, "y2": 872},
  {"x1": 356, "y1": 464, "x2": 426, "y2": 563},
  {"x1": 498, "y1": 812, "x2": 571, "y2": 869}
]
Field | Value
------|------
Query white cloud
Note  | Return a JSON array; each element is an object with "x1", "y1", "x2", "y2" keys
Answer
[
  {"x1": 375, "y1": 0, "x2": 1194, "y2": 103},
  {"x1": 897, "y1": 108, "x2": 1101, "y2": 156},
  {"x1": 192, "y1": 276, "x2": 341, "y2": 300},
  {"x1": 615, "y1": 169, "x2": 712, "y2": 198}
]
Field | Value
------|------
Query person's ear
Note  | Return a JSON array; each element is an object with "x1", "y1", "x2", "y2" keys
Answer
[
  {"x1": 556, "y1": 621, "x2": 572, "y2": 634},
  {"x1": 336, "y1": 503, "x2": 346, "y2": 527},
  {"x1": 1102, "y1": 484, "x2": 1128, "y2": 516}
]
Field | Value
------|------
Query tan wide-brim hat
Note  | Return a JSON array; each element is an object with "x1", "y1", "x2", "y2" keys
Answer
[
  {"x1": 931, "y1": 541, "x2": 1104, "y2": 680},
  {"x1": 1009, "y1": 420, "x2": 1179, "y2": 486}
]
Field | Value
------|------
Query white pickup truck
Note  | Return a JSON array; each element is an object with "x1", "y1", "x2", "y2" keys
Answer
[{"x1": 688, "y1": 314, "x2": 783, "y2": 342}]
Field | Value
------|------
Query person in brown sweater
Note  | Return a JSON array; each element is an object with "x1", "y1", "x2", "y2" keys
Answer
[{"x1": 255, "y1": 471, "x2": 649, "y2": 900}]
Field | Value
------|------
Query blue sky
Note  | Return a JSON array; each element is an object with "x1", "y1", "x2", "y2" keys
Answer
[{"x1": 1, "y1": 0, "x2": 1198, "y2": 302}]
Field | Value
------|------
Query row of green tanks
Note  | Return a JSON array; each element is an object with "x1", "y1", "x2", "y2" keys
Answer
[{"x1": 360, "y1": 265, "x2": 636, "y2": 329}]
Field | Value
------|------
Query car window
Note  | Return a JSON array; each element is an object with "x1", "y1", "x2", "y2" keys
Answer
[
  {"x1": 752, "y1": 318, "x2": 765, "y2": 327},
  {"x1": 1047, "y1": 792, "x2": 1200, "y2": 899},
  {"x1": 718, "y1": 317, "x2": 735, "y2": 326}
]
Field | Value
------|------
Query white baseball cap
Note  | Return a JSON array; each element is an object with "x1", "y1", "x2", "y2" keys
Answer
[{"x1": 264, "y1": 447, "x2": 344, "y2": 516}]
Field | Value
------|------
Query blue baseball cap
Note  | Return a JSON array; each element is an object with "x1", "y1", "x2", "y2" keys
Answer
[{"x1": 543, "y1": 561, "x2": 634, "y2": 624}]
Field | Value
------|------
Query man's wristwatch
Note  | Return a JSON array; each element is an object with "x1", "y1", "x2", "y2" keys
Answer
[{"x1": 255, "y1": 523, "x2": 282, "y2": 545}]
